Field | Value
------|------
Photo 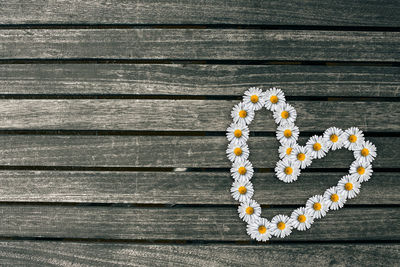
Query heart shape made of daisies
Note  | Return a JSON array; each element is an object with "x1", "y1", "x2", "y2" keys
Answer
[{"x1": 226, "y1": 87, "x2": 377, "y2": 241}]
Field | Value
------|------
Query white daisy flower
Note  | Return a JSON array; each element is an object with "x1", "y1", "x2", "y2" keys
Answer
[
  {"x1": 238, "y1": 199, "x2": 261, "y2": 223},
  {"x1": 265, "y1": 87, "x2": 286, "y2": 111},
  {"x1": 230, "y1": 159, "x2": 254, "y2": 181},
  {"x1": 226, "y1": 142, "x2": 250, "y2": 162},
  {"x1": 290, "y1": 145, "x2": 313, "y2": 169},
  {"x1": 230, "y1": 178, "x2": 254, "y2": 202},
  {"x1": 337, "y1": 174, "x2": 361, "y2": 199},
  {"x1": 275, "y1": 157, "x2": 301, "y2": 183},
  {"x1": 349, "y1": 160, "x2": 373, "y2": 183},
  {"x1": 305, "y1": 195, "x2": 329, "y2": 219},
  {"x1": 270, "y1": 214, "x2": 292, "y2": 238},
  {"x1": 243, "y1": 87, "x2": 265, "y2": 111},
  {"x1": 231, "y1": 102, "x2": 255, "y2": 125},
  {"x1": 289, "y1": 207, "x2": 314, "y2": 231},
  {"x1": 323, "y1": 186, "x2": 347, "y2": 210},
  {"x1": 226, "y1": 122, "x2": 249, "y2": 145},
  {"x1": 273, "y1": 103, "x2": 297, "y2": 125},
  {"x1": 278, "y1": 140, "x2": 296, "y2": 159},
  {"x1": 276, "y1": 123, "x2": 299, "y2": 145},
  {"x1": 342, "y1": 127, "x2": 365, "y2": 151},
  {"x1": 306, "y1": 135, "x2": 328, "y2": 159},
  {"x1": 246, "y1": 217, "x2": 272, "y2": 242},
  {"x1": 323, "y1": 127, "x2": 345, "y2": 151},
  {"x1": 353, "y1": 140, "x2": 377, "y2": 165}
]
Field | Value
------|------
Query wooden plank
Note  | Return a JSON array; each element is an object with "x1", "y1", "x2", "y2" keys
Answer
[
  {"x1": 1, "y1": 64, "x2": 399, "y2": 97},
  {"x1": 0, "y1": 136, "x2": 394, "y2": 168},
  {"x1": 2, "y1": 29, "x2": 400, "y2": 62},
  {"x1": 1, "y1": 0, "x2": 399, "y2": 27},
  {"x1": 0, "y1": 171, "x2": 397, "y2": 205},
  {"x1": 0, "y1": 100, "x2": 398, "y2": 132},
  {"x1": 0, "y1": 242, "x2": 398, "y2": 266},
  {"x1": 0, "y1": 205, "x2": 398, "y2": 241}
]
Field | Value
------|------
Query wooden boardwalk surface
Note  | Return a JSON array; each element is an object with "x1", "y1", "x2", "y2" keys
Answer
[{"x1": 0, "y1": 1, "x2": 399, "y2": 266}]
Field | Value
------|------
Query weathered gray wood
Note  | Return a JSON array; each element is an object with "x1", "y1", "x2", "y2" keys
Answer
[
  {"x1": 1, "y1": 64, "x2": 399, "y2": 97},
  {"x1": 0, "y1": 242, "x2": 398, "y2": 267},
  {"x1": 0, "y1": 136, "x2": 393, "y2": 168},
  {"x1": 2, "y1": 29, "x2": 400, "y2": 61},
  {"x1": 0, "y1": 171, "x2": 397, "y2": 205},
  {"x1": 0, "y1": 100, "x2": 397, "y2": 131},
  {"x1": 0, "y1": 205, "x2": 397, "y2": 241},
  {"x1": 1, "y1": 0, "x2": 399, "y2": 27}
]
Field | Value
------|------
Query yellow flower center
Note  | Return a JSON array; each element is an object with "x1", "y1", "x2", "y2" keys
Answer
[
  {"x1": 361, "y1": 148, "x2": 369, "y2": 157},
  {"x1": 297, "y1": 215, "x2": 306, "y2": 223},
  {"x1": 258, "y1": 225, "x2": 267, "y2": 234},
  {"x1": 234, "y1": 147, "x2": 242, "y2": 156},
  {"x1": 286, "y1": 147, "x2": 292, "y2": 155},
  {"x1": 297, "y1": 153, "x2": 306, "y2": 161},
  {"x1": 239, "y1": 110, "x2": 247, "y2": 118},
  {"x1": 345, "y1": 182, "x2": 353, "y2": 191},
  {"x1": 238, "y1": 167, "x2": 247, "y2": 175},
  {"x1": 349, "y1": 135, "x2": 357, "y2": 143},
  {"x1": 250, "y1": 95, "x2": 259, "y2": 103},
  {"x1": 277, "y1": 222, "x2": 286, "y2": 230},
  {"x1": 284, "y1": 129, "x2": 292, "y2": 138},
  {"x1": 270, "y1": 95, "x2": 278, "y2": 104},
  {"x1": 285, "y1": 167, "x2": 293, "y2": 175},
  {"x1": 281, "y1": 111, "x2": 289, "y2": 119},
  {"x1": 313, "y1": 143, "x2": 321, "y2": 151},
  {"x1": 245, "y1": 207, "x2": 254, "y2": 215},
  {"x1": 357, "y1": 166, "x2": 365, "y2": 175},
  {"x1": 234, "y1": 129, "x2": 242, "y2": 138},
  {"x1": 330, "y1": 134, "x2": 338, "y2": 143},
  {"x1": 331, "y1": 194, "x2": 339, "y2": 202},
  {"x1": 238, "y1": 186, "x2": 247, "y2": 194},
  {"x1": 313, "y1": 202, "x2": 321, "y2": 211}
]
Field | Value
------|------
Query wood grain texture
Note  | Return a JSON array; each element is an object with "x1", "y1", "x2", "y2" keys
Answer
[
  {"x1": 0, "y1": 171, "x2": 397, "y2": 205},
  {"x1": 0, "y1": 100, "x2": 397, "y2": 131},
  {"x1": 1, "y1": 64, "x2": 399, "y2": 97},
  {"x1": 2, "y1": 29, "x2": 400, "y2": 61},
  {"x1": 0, "y1": 136, "x2": 394, "y2": 168},
  {"x1": 1, "y1": 0, "x2": 399, "y2": 27},
  {"x1": 0, "y1": 242, "x2": 398, "y2": 267},
  {"x1": 0, "y1": 205, "x2": 398, "y2": 241}
]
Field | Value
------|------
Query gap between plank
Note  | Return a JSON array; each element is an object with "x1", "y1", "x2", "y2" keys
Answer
[
  {"x1": 0, "y1": 24, "x2": 400, "y2": 32},
  {"x1": 0, "y1": 59, "x2": 399, "y2": 67}
]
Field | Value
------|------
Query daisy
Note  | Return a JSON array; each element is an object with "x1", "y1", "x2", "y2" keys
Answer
[
  {"x1": 289, "y1": 207, "x2": 314, "y2": 231},
  {"x1": 349, "y1": 160, "x2": 373, "y2": 182},
  {"x1": 290, "y1": 145, "x2": 313, "y2": 169},
  {"x1": 342, "y1": 127, "x2": 365, "y2": 151},
  {"x1": 231, "y1": 102, "x2": 255, "y2": 125},
  {"x1": 306, "y1": 135, "x2": 328, "y2": 159},
  {"x1": 270, "y1": 214, "x2": 292, "y2": 238},
  {"x1": 278, "y1": 140, "x2": 296, "y2": 159},
  {"x1": 353, "y1": 140, "x2": 377, "y2": 165},
  {"x1": 276, "y1": 122, "x2": 299, "y2": 145},
  {"x1": 265, "y1": 87, "x2": 286, "y2": 111},
  {"x1": 238, "y1": 199, "x2": 261, "y2": 223},
  {"x1": 305, "y1": 195, "x2": 329, "y2": 219},
  {"x1": 230, "y1": 178, "x2": 254, "y2": 202},
  {"x1": 226, "y1": 122, "x2": 249, "y2": 145},
  {"x1": 243, "y1": 87, "x2": 265, "y2": 111},
  {"x1": 273, "y1": 103, "x2": 297, "y2": 125},
  {"x1": 275, "y1": 157, "x2": 301, "y2": 183},
  {"x1": 323, "y1": 186, "x2": 347, "y2": 210},
  {"x1": 323, "y1": 127, "x2": 344, "y2": 151},
  {"x1": 226, "y1": 142, "x2": 250, "y2": 162},
  {"x1": 246, "y1": 217, "x2": 272, "y2": 242},
  {"x1": 231, "y1": 159, "x2": 254, "y2": 181},
  {"x1": 337, "y1": 174, "x2": 361, "y2": 199}
]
